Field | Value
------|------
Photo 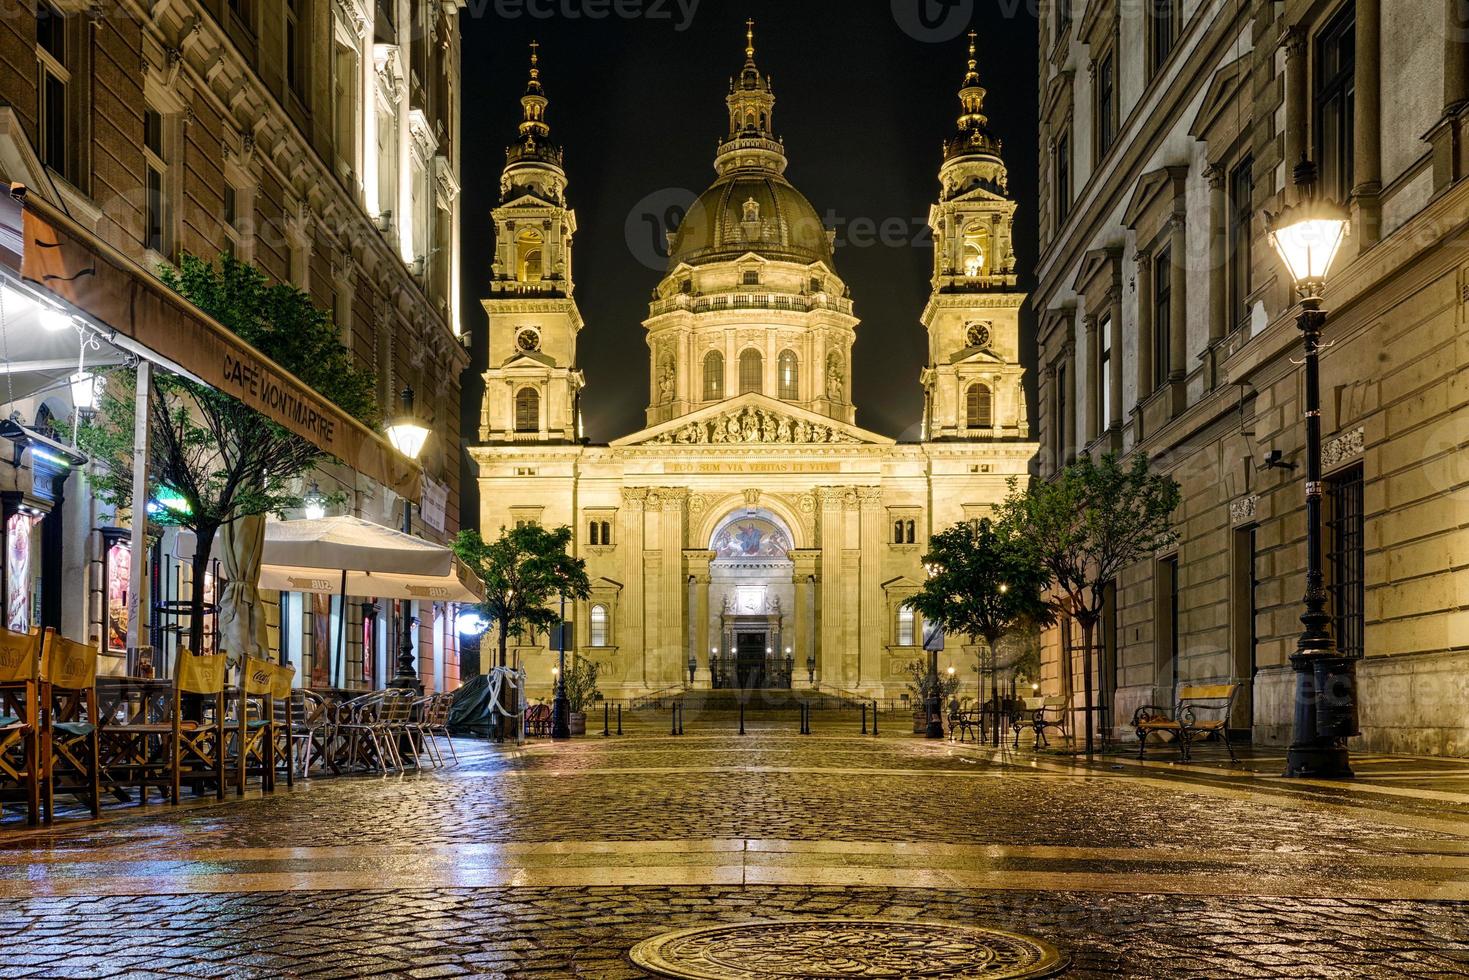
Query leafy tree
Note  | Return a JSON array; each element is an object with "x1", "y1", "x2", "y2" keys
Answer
[
  {"x1": 452, "y1": 523, "x2": 592, "y2": 674},
  {"x1": 76, "y1": 254, "x2": 380, "y2": 656},
  {"x1": 562, "y1": 658, "x2": 602, "y2": 716},
  {"x1": 1004, "y1": 453, "x2": 1182, "y2": 755},
  {"x1": 905, "y1": 516, "x2": 1054, "y2": 744}
]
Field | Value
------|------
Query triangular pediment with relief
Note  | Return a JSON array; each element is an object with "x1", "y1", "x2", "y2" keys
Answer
[
  {"x1": 498, "y1": 350, "x2": 557, "y2": 370},
  {"x1": 498, "y1": 192, "x2": 559, "y2": 211},
  {"x1": 947, "y1": 346, "x2": 1009, "y2": 367},
  {"x1": 611, "y1": 393, "x2": 896, "y2": 448}
]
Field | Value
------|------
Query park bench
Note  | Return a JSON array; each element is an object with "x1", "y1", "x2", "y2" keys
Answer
[
  {"x1": 1132, "y1": 683, "x2": 1242, "y2": 763},
  {"x1": 1011, "y1": 695, "x2": 1071, "y2": 749}
]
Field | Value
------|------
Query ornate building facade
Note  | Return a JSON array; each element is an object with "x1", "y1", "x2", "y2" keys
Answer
[
  {"x1": 473, "y1": 30, "x2": 1035, "y2": 697},
  {"x1": 1034, "y1": 0, "x2": 1469, "y2": 755}
]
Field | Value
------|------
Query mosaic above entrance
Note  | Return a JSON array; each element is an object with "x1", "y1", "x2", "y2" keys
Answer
[{"x1": 712, "y1": 518, "x2": 792, "y2": 561}]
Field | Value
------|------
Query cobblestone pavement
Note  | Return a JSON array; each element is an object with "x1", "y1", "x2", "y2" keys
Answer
[{"x1": 1, "y1": 716, "x2": 1467, "y2": 978}]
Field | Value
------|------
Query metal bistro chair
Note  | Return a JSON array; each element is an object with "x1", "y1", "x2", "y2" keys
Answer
[
  {"x1": 40, "y1": 629, "x2": 102, "y2": 822},
  {"x1": 293, "y1": 690, "x2": 336, "y2": 778},
  {"x1": 378, "y1": 690, "x2": 417, "y2": 769},
  {"x1": 408, "y1": 695, "x2": 440, "y2": 768},
  {"x1": 336, "y1": 692, "x2": 398, "y2": 774},
  {"x1": 0, "y1": 629, "x2": 44, "y2": 825},
  {"x1": 425, "y1": 693, "x2": 458, "y2": 766}
]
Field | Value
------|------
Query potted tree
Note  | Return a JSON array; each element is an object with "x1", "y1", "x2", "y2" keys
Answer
[
  {"x1": 562, "y1": 658, "x2": 601, "y2": 736},
  {"x1": 904, "y1": 658, "x2": 959, "y2": 734}
]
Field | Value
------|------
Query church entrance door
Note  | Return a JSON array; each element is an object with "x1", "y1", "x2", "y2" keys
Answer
[{"x1": 736, "y1": 633, "x2": 766, "y2": 689}]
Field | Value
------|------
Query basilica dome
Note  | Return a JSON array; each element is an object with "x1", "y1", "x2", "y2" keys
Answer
[{"x1": 668, "y1": 172, "x2": 834, "y2": 272}]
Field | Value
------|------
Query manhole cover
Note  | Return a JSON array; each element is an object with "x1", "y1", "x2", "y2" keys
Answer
[{"x1": 629, "y1": 918, "x2": 1068, "y2": 979}]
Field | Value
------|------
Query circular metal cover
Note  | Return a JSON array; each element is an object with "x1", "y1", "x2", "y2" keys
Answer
[{"x1": 628, "y1": 919, "x2": 1068, "y2": 979}]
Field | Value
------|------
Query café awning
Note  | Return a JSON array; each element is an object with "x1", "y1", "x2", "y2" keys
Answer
[
  {"x1": 258, "y1": 516, "x2": 483, "y2": 603},
  {"x1": 0, "y1": 183, "x2": 421, "y2": 502}
]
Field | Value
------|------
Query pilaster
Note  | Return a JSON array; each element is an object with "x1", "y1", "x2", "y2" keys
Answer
[
  {"x1": 621, "y1": 488, "x2": 647, "y2": 684},
  {"x1": 817, "y1": 487, "x2": 845, "y2": 687},
  {"x1": 858, "y1": 487, "x2": 885, "y2": 690}
]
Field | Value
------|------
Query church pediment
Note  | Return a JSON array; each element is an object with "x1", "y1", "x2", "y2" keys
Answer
[
  {"x1": 498, "y1": 350, "x2": 556, "y2": 370},
  {"x1": 947, "y1": 346, "x2": 1008, "y2": 367},
  {"x1": 498, "y1": 192, "x2": 559, "y2": 211},
  {"x1": 611, "y1": 394, "x2": 895, "y2": 448}
]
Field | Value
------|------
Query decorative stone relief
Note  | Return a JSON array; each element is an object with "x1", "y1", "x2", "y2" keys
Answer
[
  {"x1": 648, "y1": 407, "x2": 859, "y2": 445},
  {"x1": 1229, "y1": 495, "x2": 1258, "y2": 525},
  {"x1": 1322, "y1": 427, "x2": 1365, "y2": 469}
]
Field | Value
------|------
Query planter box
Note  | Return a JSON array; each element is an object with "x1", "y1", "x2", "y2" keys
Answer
[{"x1": 569, "y1": 712, "x2": 587, "y2": 737}]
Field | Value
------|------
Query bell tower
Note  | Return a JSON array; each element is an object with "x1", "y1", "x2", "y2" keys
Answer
[
  {"x1": 920, "y1": 33, "x2": 1028, "y2": 442},
  {"x1": 481, "y1": 43, "x2": 585, "y2": 444}
]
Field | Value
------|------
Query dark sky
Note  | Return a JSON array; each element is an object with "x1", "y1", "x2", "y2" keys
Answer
[{"x1": 459, "y1": 1, "x2": 1038, "y2": 519}]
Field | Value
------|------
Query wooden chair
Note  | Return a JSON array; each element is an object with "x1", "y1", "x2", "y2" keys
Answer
[
  {"x1": 266, "y1": 664, "x2": 297, "y2": 788},
  {"x1": 96, "y1": 676, "x2": 175, "y2": 806},
  {"x1": 0, "y1": 629, "x2": 45, "y2": 825},
  {"x1": 40, "y1": 629, "x2": 101, "y2": 822},
  {"x1": 174, "y1": 651, "x2": 228, "y2": 803},
  {"x1": 1134, "y1": 684, "x2": 1242, "y2": 763},
  {"x1": 233, "y1": 656, "x2": 283, "y2": 796}
]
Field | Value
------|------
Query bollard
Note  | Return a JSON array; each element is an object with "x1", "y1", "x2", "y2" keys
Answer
[
  {"x1": 677, "y1": 702, "x2": 685, "y2": 736},
  {"x1": 617, "y1": 704, "x2": 623, "y2": 736},
  {"x1": 603, "y1": 703, "x2": 610, "y2": 737},
  {"x1": 861, "y1": 703, "x2": 868, "y2": 735},
  {"x1": 739, "y1": 704, "x2": 746, "y2": 736},
  {"x1": 671, "y1": 703, "x2": 679, "y2": 736},
  {"x1": 872, "y1": 700, "x2": 879, "y2": 737}
]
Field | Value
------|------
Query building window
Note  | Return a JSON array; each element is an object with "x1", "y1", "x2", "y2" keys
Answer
[
  {"x1": 1147, "y1": 0, "x2": 1178, "y2": 79},
  {"x1": 36, "y1": 1, "x2": 69, "y2": 176},
  {"x1": 1157, "y1": 555, "x2": 1179, "y2": 693},
  {"x1": 1054, "y1": 129, "x2": 1071, "y2": 229},
  {"x1": 589, "y1": 604, "x2": 610, "y2": 647},
  {"x1": 1055, "y1": 361, "x2": 1069, "y2": 462},
  {"x1": 1056, "y1": 0, "x2": 1071, "y2": 37},
  {"x1": 589, "y1": 520, "x2": 612, "y2": 546},
  {"x1": 514, "y1": 387, "x2": 539, "y2": 433},
  {"x1": 1227, "y1": 157, "x2": 1254, "y2": 331},
  {"x1": 966, "y1": 383, "x2": 993, "y2": 429},
  {"x1": 1095, "y1": 50, "x2": 1116, "y2": 161},
  {"x1": 777, "y1": 350, "x2": 799, "y2": 400},
  {"x1": 1315, "y1": 6, "x2": 1356, "y2": 208},
  {"x1": 286, "y1": 0, "x2": 307, "y2": 98},
  {"x1": 144, "y1": 108, "x2": 172, "y2": 256},
  {"x1": 1152, "y1": 247, "x2": 1172, "y2": 391},
  {"x1": 703, "y1": 351, "x2": 725, "y2": 401},
  {"x1": 893, "y1": 519, "x2": 916, "y2": 546},
  {"x1": 739, "y1": 349, "x2": 763, "y2": 395},
  {"x1": 516, "y1": 229, "x2": 543, "y2": 283},
  {"x1": 742, "y1": 269, "x2": 761, "y2": 286},
  {"x1": 1098, "y1": 317, "x2": 1112, "y2": 430},
  {"x1": 1327, "y1": 465, "x2": 1365, "y2": 660},
  {"x1": 897, "y1": 606, "x2": 916, "y2": 647},
  {"x1": 333, "y1": 39, "x2": 360, "y2": 181}
]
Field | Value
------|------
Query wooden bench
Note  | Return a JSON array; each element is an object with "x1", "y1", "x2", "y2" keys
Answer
[
  {"x1": 1012, "y1": 695, "x2": 1071, "y2": 749},
  {"x1": 1133, "y1": 683, "x2": 1241, "y2": 763}
]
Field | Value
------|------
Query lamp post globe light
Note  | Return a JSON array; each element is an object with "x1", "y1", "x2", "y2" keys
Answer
[
  {"x1": 384, "y1": 385, "x2": 432, "y2": 691},
  {"x1": 1265, "y1": 158, "x2": 1357, "y2": 780}
]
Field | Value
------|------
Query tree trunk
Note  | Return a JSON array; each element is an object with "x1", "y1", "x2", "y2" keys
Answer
[
  {"x1": 1080, "y1": 619, "x2": 1096, "y2": 757},
  {"x1": 188, "y1": 527, "x2": 217, "y2": 656},
  {"x1": 989, "y1": 638, "x2": 1001, "y2": 747}
]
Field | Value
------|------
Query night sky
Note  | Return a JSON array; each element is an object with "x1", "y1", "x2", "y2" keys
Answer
[{"x1": 458, "y1": 1, "x2": 1039, "y2": 520}]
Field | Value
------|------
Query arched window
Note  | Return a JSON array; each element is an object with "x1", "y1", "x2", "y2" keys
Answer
[
  {"x1": 777, "y1": 350, "x2": 799, "y2": 400},
  {"x1": 961, "y1": 223, "x2": 989, "y2": 277},
  {"x1": 515, "y1": 387, "x2": 540, "y2": 432},
  {"x1": 588, "y1": 521, "x2": 600, "y2": 546},
  {"x1": 966, "y1": 383, "x2": 993, "y2": 430},
  {"x1": 906, "y1": 520, "x2": 917, "y2": 545},
  {"x1": 516, "y1": 229, "x2": 543, "y2": 282},
  {"x1": 897, "y1": 606, "x2": 916, "y2": 647},
  {"x1": 703, "y1": 351, "x2": 724, "y2": 401},
  {"x1": 589, "y1": 604, "x2": 610, "y2": 647},
  {"x1": 739, "y1": 349, "x2": 763, "y2": 395},
  {"x1": 601, "y1": 521, "x2": 612, "y2": 545}
]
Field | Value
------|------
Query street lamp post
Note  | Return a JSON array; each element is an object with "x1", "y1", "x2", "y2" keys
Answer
[
  {"x1": 1266, "y1": 158, "x2": 1357, "y2": 779},
  {"x1": 384, "y1": 385, "x2": 431, "y2": 691},
  {"x1": 552, "y1": 589, "x2": 570, "y2": 740}
]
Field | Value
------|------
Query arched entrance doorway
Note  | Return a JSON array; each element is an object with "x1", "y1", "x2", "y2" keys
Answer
[{"x1": 707, "y1": 509, "x2": 795, "y2": 690}]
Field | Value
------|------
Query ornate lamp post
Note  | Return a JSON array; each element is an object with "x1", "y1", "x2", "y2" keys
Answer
[
  {"x1": 384, "y1": 385, "x2": 431, "y2": 691},
  {"x1": 1265, "y1": 159, "x2": 1356, "y2": 779},
  {"x1": 552, "y1": 587, "x2": 571, "y2": 740},
  {"x1": 921, "y1": 561, "x2": 945, "y2": 739}
]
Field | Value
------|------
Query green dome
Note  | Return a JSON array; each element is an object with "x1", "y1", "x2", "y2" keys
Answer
[{"x1": 669, "y1": 172, "x2": 834, "y2": 272}]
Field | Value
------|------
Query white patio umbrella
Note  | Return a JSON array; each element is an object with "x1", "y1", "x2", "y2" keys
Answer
[{"x1": 259, "y1": 517, "x2": 484, "y2": 686}]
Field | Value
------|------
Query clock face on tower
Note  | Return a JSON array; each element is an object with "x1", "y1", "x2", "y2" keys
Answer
[
  {"x1": 516, "y1": 329, "x2": 541, "y2": 353},
  {"x1": 965, "y1": 322, "x2": 991, "y2": 351}
]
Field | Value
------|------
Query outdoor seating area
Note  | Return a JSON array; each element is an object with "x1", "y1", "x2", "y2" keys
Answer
[{"x1": 0, "y1": 626, "x2": 460, "y2": 827}]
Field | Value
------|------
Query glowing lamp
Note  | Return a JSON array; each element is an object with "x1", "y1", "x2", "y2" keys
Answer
[
  {"x1": 1266, "y1": 159, "x2": 1350, "y2": 298},
  {"x1": 385, "y1": 385, "x2": 431, "y2": 461}
]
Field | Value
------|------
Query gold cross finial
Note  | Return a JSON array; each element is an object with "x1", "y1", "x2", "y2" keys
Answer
[
  {"x1": 746, "y1": 18, "x2": 756, "y2": 60},
  {"x1": 968, "y1": 31, "x2": 977, "y2": 68}
]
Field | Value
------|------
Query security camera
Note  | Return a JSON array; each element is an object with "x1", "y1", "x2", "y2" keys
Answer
[{"x1": 1260, "y1": 450, "x2": 1297, "y2": 472}]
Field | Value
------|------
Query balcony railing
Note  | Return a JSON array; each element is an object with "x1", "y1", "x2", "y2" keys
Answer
[{"x1": 648, "y1": 291, "x2": 854, "y2": 318}]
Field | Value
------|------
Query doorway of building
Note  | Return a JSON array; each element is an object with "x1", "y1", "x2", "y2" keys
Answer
[{"x1": 736, "y1": 633, "x2": 766, "y2": 689}]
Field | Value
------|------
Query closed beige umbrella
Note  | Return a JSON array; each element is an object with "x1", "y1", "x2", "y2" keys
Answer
[{"x1": 218, "y1": 514, "x2": 269, "y2": 665}]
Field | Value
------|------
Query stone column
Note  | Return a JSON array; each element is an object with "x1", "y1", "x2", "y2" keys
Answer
[
  {"x1": 620, "y1": 489, "x2": 647, "y2": 687},
  {"x1": 858, "y1": 488, "x2": 885, "y2": 691},
  {"x1": 1282, "y1": 26, "x2": 1308, "y2": 199},
  {"x1": 1354, "y1": 0, "x2": 1383, "y2": 244},
  {"x1": 791, "y1": 551, "x2": 819, "y2": 687},
  {"x1": 687, "y1": 550, "x2": 714, "y2": 686},
  {"x1": 1083, "y1": 314, "x2": 1100, "y2": 446},
  {"x1": 1205, "y1": 163, "x2": 1228, "y2": 390},
  {"x1": 1134, "y1": 248, "x2": 1154, "y2": 424},
  {"x1": 658, "y1": 489, "x2": 688, "y2": 688},
  {"x1": 817, "y1": 488, "x2": 844, "y2": 686}
]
